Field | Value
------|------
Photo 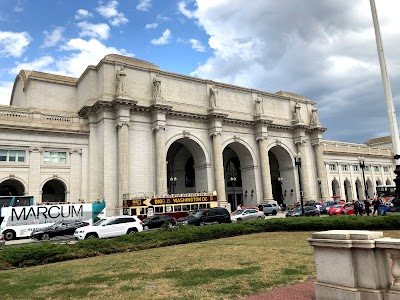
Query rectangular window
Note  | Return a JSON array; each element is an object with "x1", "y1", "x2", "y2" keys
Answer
[
  {"x1": 329, "y1": 164, "x2": 336, "y2": 171},
  {"x1": 353, "y1": 165, "x2": 359, "y2": 172},
  {"x1": 44, "y1": 151, "x2": 66, "y2": 164},
  {"x1": 341, "y1": 165, "x2": 348, "y2": 171},
  {"x1": 0, "y1": 149, "x2": 26, "y2": 162},
  {"x1": 365, "y1": 165, "x2": 370, "y2": 171},
  {"x1": 373, "y1": 166, "x2": 380, "y2": 172},
  {"x1": 154, "y1": 206, "x2": 163, "y2": 213},
  {"x1": 383, "y1": 166, "x2": 389, "y2": 173}
]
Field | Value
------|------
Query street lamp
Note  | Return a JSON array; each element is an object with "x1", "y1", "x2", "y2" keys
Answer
[
  {"x1": 277, "y1": 177, "x2": 283, "y2": 205},
  {"x1": 294, "y1": 153, "x2": 304, "y2": 215},
  {"x1": 169, "y1": 177, "x2": 177, "y2": 194},
  {"x1": 317, "y1": 178, "x2": 322, "y2": 202},
  {"x1": 358, "y1": 156, "x2": 368, "y2": 199},
  {"x1": 230, "y1": 177, "x2": 237, "y2": 207}
]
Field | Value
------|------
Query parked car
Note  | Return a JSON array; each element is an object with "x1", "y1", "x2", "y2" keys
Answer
[
  {"x1": 176, "y1": 207, "x2": 231, "y2": 226},
  {"x1": 0, "y1": 233, "x2": 4, "y2": 247},
  {"x1": 258, "y1": 203, "x2": 281, "y2": 215},
  {"x1": 31, "y1": 220, "x2": 90, "y2": 240},
  {"x1": 231, "y1": 208, "x2": 265, "y2": 222},
  {"x1": 286, "y1": 206, "x2": 320, "y2": 217},
  {"x1": 320, "y1": 201, "x2": 340, "y2": 214},
  {"x1": 304, "y1": 200, "x2": 318, "y2": 207},
  {"x1": 328, "y1": 203, "x2": 354, "y2": 216},
  {"x1": 142, "y1": 215, "x2": 176, "y2": 230},
  {"x1": 74, "y1": 216, "x2": 143, "y2": 240}
]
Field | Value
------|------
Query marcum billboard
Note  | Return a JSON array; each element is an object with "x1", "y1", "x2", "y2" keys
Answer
[{"x1": 2, "y1": 203, "x2": 93, "y2": 227}]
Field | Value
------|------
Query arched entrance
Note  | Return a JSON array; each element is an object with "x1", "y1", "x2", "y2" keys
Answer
[
  {"x1": 343, "y1": 179, "x2": 352, "y2": 201},
  {"x1": 0, "y1": 179, "x2": 25, "y2": 196},
  {"x1": 355, "y1": 179, "x2": 363, "y2": 200},
  {"x1": 223, "y1": 142, "x2": 256, "y2": 211},
  {"x1": 42, "y1": 179, "x2": 66, "y2": 202},
  {"x1": 386, "y1": 178, "x2": 392, "y2": 185},
  {"x1": 166, "y1": 138, "x2": 208, "y2": 194},
  {"x1": 332, "y1": 179, "x2": 340, "y2": 198},
  {"x1": 366, "y1": 179, "x2": 373, "y2": 199}
]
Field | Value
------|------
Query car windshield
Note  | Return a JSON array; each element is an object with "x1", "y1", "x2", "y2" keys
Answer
[
  {"x1": 93, "y1": 219, "x2": 107, "y2": 226},
  {"x1": 292, "y1": 207, "x2": 302, "y2": 212},
  {"x1": 232, "y1": 210, "x2": 244, "y2": 215},
  {"x1": 48, "y1": 222, "x2": 64, "y2": 229},
  {"x1": 190, "y1": 211, "x2": 204, "y2": 218},
  {"x1": 332, "y1": 205, "x2": 342, "y2": 208},
  {"x1": 143, "y1": 217, "x2": 155, "y2": 222}
]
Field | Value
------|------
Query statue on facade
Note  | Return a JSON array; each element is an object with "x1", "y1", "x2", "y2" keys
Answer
[
  {"x1": 116, "y1": 66, "x2": 127, "y2": 95},
  {"x1": 310, "y1": 107, "x2": 321, "y2": 127},
  {"x1": 209, "y1": 85, "x2": 218, "y2": 108},
  {"x1": 153, "y1": 75, "x2": 162, "y2": 99},
  {"x1": 293, "y1": 102, "x2": 302, "y2": 123},
  {"x1": 254, "y1": 94, "x2": 265, "y2": 116}
]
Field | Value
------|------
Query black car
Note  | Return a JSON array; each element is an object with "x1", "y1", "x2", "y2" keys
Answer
[
  {"x1": 286, "y1": 206, "x2": 320, "y2": 217},
  {"x1": 176, "y1": 207, "x2": 231, "y2": 226},
  {"x1": 31, "y1": 220, "x2": 90, "y2": 240},
  {"x1": 142, "y1": 215, "x2": 176, "y2": 230}
]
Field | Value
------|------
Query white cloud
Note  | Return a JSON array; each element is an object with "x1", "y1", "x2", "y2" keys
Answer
[
  {"x1": 145, "y1": 23, "x2": 158, "y2": 29},
  {"x1": 0, "y1": 31, "x2": 31, "y2": 57},
  {"x1": 42, "y1": 27, "x2": 64, "y2": 48},
  {"x1": 178, "y1": 1, "x2": 196, "y2": 19},
  {"x1": 10, "y1": 56, "x2": 55, "y2": 75},
  {"x1": 0, "y1": 81, "x2": 13, "y2": 106},
  {"x1": 137, "y1": 0, "x2": 151, "y2": 11},
  {"x1": 151, "y1": 29, "x2": 171, "y2": 45},
  {"x1": 77, "y1": 22, "x2": 110, "y2": 40},
  {"x1": 75, "y1": 9, "x2": 93, "y2": 20},
  {"x1": 96, "y1": 0, "x2": 128, "y2": 26},
  {"x1": 190, "y1": 39, "x2": 205, "y2": 52}
]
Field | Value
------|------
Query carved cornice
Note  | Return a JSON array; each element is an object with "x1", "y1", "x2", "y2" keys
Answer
[
  {"x1": 256, "y1": 136, "x2": 267, "y2": 142},
  {"x1": 151, "y1": 125, "x2": 166, "y2": 131},
  {"x1": 209, "y1": 131, "x2": 222, "y2": 137},
  {"x1": 253, "y1": 115, "x2": 273, "y2": 125},
  {"x1": 29, "y1": 146, "x2": 43, "y2": 153},
  {"x1": 207, "y1": 110, "x2": 228, "y2": 120},
  {"x1": 68, "y1": 148, "x2": 83, "y2": 154},
  {"x1": 78, "y1": 99, "x2": 138, "y2": 117}
]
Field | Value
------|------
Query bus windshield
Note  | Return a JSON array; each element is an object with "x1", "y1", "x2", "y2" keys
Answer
[{"x1": 376, "y1": 185, "x2": 395, "y2": 199}]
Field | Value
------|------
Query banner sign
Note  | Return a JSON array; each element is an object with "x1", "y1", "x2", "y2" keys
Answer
[{"x1": 124, "y1": 195, "x2": 217, "y2": 207}]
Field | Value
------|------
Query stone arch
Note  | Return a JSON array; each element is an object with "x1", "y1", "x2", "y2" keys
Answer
[
  {"x1": 268, "y1": 144, "x2": 295, "y2": 205},
  {"x1": 376, "y1": 178, "x2": 382, "y2": 187},
  {"x1": 332, "y1": 178, "x2": 340, "y2": 197},
  {"x1": 366, "y1": 178, "x2": 373, "y2": 199},
  {"x1": 41, "y1": 177, "x2": 68, "y2": 203},
  {"x1": 385, "y1": 178, "x2": 392, "y2": 185},
  {"x1": 355, "y1": 178, "x2": 363, "y2": 200},
  {"x1": 343, "y1": 179, "x2": 353, "y2": 201},
  {"x1": 0, "y1": 177, "x2": 26, "y2": 196},
  {"x1": 166, "y1": 136, "x2": 209, "y2": 194},
  {"x1": 222, "y1": 140, "x2": 257, "y2": 210}
]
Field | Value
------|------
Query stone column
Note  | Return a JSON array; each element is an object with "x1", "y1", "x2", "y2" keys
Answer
[
  {"x1": 28, "y1": 147, "x2": 42, "y2": 201},
  {"x1": 69, "y1": 149, "x2": 82, "y2": 202},
  {"x1": 153, "y1": 125, "x2": 167, "y2": 196},
  {"x1": 313, "y1": 141, "x2": 329, "y2": 201},
  {"x1": 257, "y1": 137, "x2": 274, "y2": 201},
  {"x1": 88, "y1": 114, "x2": 98, "y2": 202},
  {"x1": 297, "y1": 141, "x2": 311, "y2": 201},
  {"x1": 211, "y1": 131, "x2": 227, "y2": 205},
  {"x1": 117, "y1": 121, "x2": 130, "y2": 201}
]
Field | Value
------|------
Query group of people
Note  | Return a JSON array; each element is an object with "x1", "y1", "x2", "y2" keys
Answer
[{"x1": 354, "y1": 198, "x2": 383, "y2": 216}]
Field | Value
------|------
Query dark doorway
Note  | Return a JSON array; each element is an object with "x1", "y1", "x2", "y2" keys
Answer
[
  {"x1": 42, "y1": 179, "x2": 66, "y2": 203},
  {"x1": 0, "y1": 179, "x2": 25, "y2": 196}
]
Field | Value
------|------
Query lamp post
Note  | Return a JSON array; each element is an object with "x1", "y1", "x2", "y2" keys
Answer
[
  {"x1": 317, "y1": 178, "x2": 322, "y2": 202},
  {"x1": 230, "y1": 176, "x2": 237, "y2": 207},
  {"x1": 294, "y1": 153, "x2": 304, "y2": 215},
  {"x1": 278, "y1": 177, "x2": 283, "y2": 204},
  {"x1": 358, "y1": 156, "x2": 368, "y2": 199},
  {"x1": 169, "y1": 177, "x2": 177, "y2": 216}
]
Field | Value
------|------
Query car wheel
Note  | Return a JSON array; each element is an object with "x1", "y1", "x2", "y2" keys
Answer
[
  {"x1": 237, "y1": 218, "x2": 242, "y2": 222},
  {"x1": 144, "y1": 225, "x2": 149, "y2": 230},
  {"x1": 257, "y1": 216, "x2": 263, "y2": 219},
  {"x1": 168, "y1": 223, "x2": 173, "y2": 228},
  {"x1": 41, "y1": 233, "x2": 50, "y2": 241},
  {"x1": 85, "y1": 233, "x2": 98, "y2": 239},
  {"x1": 127, "y1": 228, "x2": 138, "y2": 234},
  {"x1": 200, "y1": 221, "x2": 206, "y2": 226},
  {"x1": 3, "y1": 230, "x2": 16, "y2": 241},
  {"x1": 272, "y1": 210, "x2": 277, "y2": 215}
]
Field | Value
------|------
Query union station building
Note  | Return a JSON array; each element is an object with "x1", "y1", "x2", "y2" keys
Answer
[{"x1": 0, "y1": 54, "x2": 395, "y2": 215}]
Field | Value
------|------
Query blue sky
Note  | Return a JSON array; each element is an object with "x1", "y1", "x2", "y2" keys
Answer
[{"x1": 0, "y1": 0, "x2": 399, "y2": 144}]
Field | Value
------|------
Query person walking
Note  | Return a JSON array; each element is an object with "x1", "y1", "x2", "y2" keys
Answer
[
  {"x1": 364, "y1": 199, "x2": 371, "y2": 216},
  {"x1": 354, "y1": 200, "x2": 362, "y2": 216},
  {"x1": 372, "y1": 198, "x2": 381, "y2": 216}
]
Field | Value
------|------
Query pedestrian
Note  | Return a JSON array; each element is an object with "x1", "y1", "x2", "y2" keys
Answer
[
  {"x1": 237, "y1": 203, "x2": 242, "y2": 210},
  {"x1": 316, "y1": 203, "x2": 321, "y2": 211},
  {"x1": 364, "y1": 199, "x2": 371, "y2": 216},
  {"x1": 372, "y1": 198, "x2": 381, "y2": 216},
  {"x1": 354, "y1": 200, "x2": 362, "y2": 216}
]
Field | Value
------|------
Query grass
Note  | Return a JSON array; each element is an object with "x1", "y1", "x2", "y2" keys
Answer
[{"x1": 0, "y1": 231, "x2": 315, "y2": 300}]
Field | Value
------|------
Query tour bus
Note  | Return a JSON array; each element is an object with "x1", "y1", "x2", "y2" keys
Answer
[
  {"x1": 376, "y1": 185, "x2": 395, "y2": 201},
  {"x1": 0, "y1": 196, "x2": 106, "y2": 241},
  {"x1": 123, "y1": 193, "x2": 218, "y2": 220}
]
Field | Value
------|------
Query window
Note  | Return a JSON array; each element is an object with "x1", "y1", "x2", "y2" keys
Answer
[
  {"x1": 154, "y1": 206, "x2": 163, "y2": 213},
  {"x1": 353, "y1": 165, "x2": 359, "y2": 172},
  {"x1": 44, "y1": 151, "x2": 66, "y2": 164},
  {"x1": 341, "y1": 165, "x2": 348, "y2": 171},
  {"x1": 383, "y1": 166, "x2": 389, "y2": 173},
  {"x1": 373, "y1": 166, "x2": 380, "y2": 172},
  {"x1": 329, "y1": 164, "x2": 336, "y2": 171},
  {"x1": 365, "y1": 165, "x2": 370, "y2": 171},
  {"x1": 0, "y1": 149, "x2": 25, "y2": 162}
]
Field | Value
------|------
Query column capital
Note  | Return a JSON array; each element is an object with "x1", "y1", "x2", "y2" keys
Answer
[
  {"x1": 115, "y1": 121, "x2": 130, "y2": 128},
  {"x1": 311, "y1": 139, "x2": 322, "y2": 147},
  {"x1": 256, "y1": 136, "x2": 268, "y2": 142},
  {"x1": 294, "y1": 137, "x2": 306, "y2": 145},
  {"x1": 209, "y1": 131, "x2": 222, "y2": 137},
  {"x1": 68, "y1": 148, "x2": 83, "y2": 154},
  {"x1": 152, "y1": 125, "x2": 166, "y2": 131},
  {"x1": 28, "y1": 147, "x2": 43, "y2": 153}
]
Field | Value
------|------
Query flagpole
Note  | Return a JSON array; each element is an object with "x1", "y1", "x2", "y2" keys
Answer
[{"x1": 369, "y1": 0, "x2": 400, "y2": 207}]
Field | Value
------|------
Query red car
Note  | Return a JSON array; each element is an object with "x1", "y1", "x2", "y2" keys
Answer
[{"x1": 328, "y1": 203, "x2": 354, "y2": 216}]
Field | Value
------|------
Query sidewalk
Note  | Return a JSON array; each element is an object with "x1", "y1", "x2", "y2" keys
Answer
[{"x1": 243, "y1": 278, "x2": 316, "y2": 300}]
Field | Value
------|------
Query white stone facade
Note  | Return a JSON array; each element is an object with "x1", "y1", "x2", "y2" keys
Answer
[{"x1": 0, "y1": 54, "x2": 395, "y2": 215}]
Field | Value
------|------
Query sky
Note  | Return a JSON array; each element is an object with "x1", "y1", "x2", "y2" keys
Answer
[{"x1": 0, "y1": 0, "x2": 399, "y2": 144}]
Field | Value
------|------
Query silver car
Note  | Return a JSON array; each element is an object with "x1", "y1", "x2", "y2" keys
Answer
[
  {"x1": 258, "y1": 203, "x2": 281, "y2": 215},
  {"x1": 231, "y1": 208, "x2": 265, "y2": 222}
]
